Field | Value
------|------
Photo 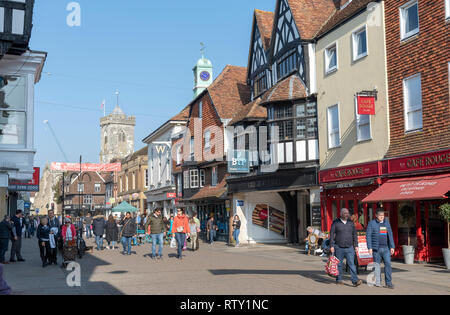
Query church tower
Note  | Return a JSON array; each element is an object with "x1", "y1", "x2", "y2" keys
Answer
[
  {"x1": 193, "y1": 44, "x2": 213, "y2": 98},
  {"x1": 99, "y1": 104, "x2": 135, "y2": 163}
]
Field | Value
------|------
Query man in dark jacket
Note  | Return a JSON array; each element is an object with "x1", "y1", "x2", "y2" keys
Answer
[
  {"x1": 10, "y1": 210, "x2": 25, "y2": 262},
  {"x1": 0, "y1": 216, "x2": 13, "y2": 264},
  {"x1": 145, "y1": 209, "x2": 166, "y2": 259},
  {"x1": 366, "y1": 208, "x2": 395, "y2": 289},
  {"x1": 120, "y1": 212, "x2": 136, "y2": 255},
  {"x1": 47, "y1": 210, "x2": 60, "y2": 264},
  {"x1": 330, "y1": 208, "x2": 362, "y2": 287},
  {"x1": 92, "y1": 212, "x2": 106, "y2": 251}
]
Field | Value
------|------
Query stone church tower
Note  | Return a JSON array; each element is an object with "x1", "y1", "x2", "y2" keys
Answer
[{"x1": 99, "y1": 105, "x2": 135, "y2": 163}]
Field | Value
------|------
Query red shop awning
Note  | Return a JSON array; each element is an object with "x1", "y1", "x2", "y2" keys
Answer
[{"x1": 362, "y1": 174, "x2": 450, "y2": 203}]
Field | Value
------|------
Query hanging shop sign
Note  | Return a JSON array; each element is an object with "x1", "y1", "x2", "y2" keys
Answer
[
  {"x1": 228, "y1": 150, "x2": 249, "y2": 173},
  {"x1": 166, "y1": 192, "x2": 177, "y2": 199},
  {"x1": 357, "y1": 96, "x2": 375, "y2": 115}
]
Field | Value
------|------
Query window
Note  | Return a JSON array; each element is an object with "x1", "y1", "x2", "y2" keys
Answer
[
  {"x1": 94, "y1": 183, "x2": 101, "y2": 192},
  {"x1": 176, "y1": 145, "x2": 182, "y2": 165},
  {"x1": 145, "y1": 169, "x2": 149, "y2": 187},
  {"x1": 77, "y1": 183, "x2": 84, "y2": 193},
  {"x1": 211, "y1": 167, "x2": 218, "y2": 186},
  {"x1": 325, "y1": 43, "x2": 338, "y2": 74},
  {"x1": 83, "y1": 195, "x2": 92, "y2": 205},
  {"x1": 352, "y1": 26, "x2": 368, "y2": 61},
  {"x1": 200, "y1": 169, "x2": 205, "y2": 187},
  {"x1": 190, "y1": 137, "x2": 194, "y2": 159},
  {"x1": 446, "y1": 0, "x2": 450, "y2": 19},
  {"x1": 0, "y1": 75, "x2": 27, "y2": 146},
  {"x1": 119, "y1": 178, "x2": 123, "y2": 192},
  {"x1": 403, "y1": 74, "x2": 423, "y2": 132},
  {"x1": 183, "y1": 171, "x2": 189, "y2": 189},
  {"x1": 190, "y1": 169, "x2": 199, "y2": 188},
  {"x1": 198, "y1": 101, "x2": 202, "y2": 119},
  {"x1": 400, "y1": 0, "x2": 419, "y2": 40},
  {"x1": 253, "y1": 71, "x2": 267, "y2": 96},
  {"x1": 204, "y1": 130, "x2": 211, "y2": 149},
  {"x1": 327, "y1": 105, "x2": 340, "y2": 148},
  {"x1": 355, "y1": 97, "x2": 372, "y2": 141},
  {"x1": 277, "y1": 51, "x2": 298, "y2": 80},
  {"x1": 125, "y1": 175, "x2": 129, "y2": 191},
  {"x1": 177, "y1": 174, "x2": 182, "y2": 195}
]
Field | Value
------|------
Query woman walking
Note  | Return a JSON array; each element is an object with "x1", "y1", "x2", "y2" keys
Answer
[
  {"x1": 188, "y1": 216, "x2": 199, "y2": 251},
  {"x1": 232, "y1": 215, "x2": 241, "y2": 247},
  {"x1": 105, "y1": 215, "x2": 118, "y2": 250},
  {"x1": 36, "y1": 217, "x2": 51, "y2": 267}
]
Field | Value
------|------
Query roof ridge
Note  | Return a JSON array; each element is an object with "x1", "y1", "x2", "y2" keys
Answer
[{"x1": 313, "y1": 7, "x2": 338, "y2": 38}]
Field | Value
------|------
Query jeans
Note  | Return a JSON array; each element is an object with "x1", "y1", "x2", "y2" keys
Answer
[
  {"x1": 373, "y1": 247, "x2": 393, "y2": 286},
  {"x1": 122, "y1": 236, "x2": 132, "y2": 255},
  {"x1": 334, "y1": 245, "x2": 359, "y2": 283},
  {"x1": 95, "y1": 235, "x2": 103, "y2": 250},
  {"x1": 85, "y1": 225, "x2": 92, "y2": 238},
  {"x1": 209, "y1": 230, "x2": 216, "y2": 244},
  {"x1": 233, "y1": 229, "x2": 240, "y2": 245},
  {"x1": 175, "y1": 233, "x2": 186, "y2": 258},
  {"x1": 151, "y1": 233, "x2": 164, "y2": 257},
  {"x1": 190, "y1": 234, "x2": 198, "y2": 251},
  {"x1": 107, "y1": 240, "x2": 116, "y2": 248},
  {"x1": 0, "y1": 238, "x2": 9, "y2": 262}
]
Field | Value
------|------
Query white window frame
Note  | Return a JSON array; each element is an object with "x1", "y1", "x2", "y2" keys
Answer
[
  {"x1": 190, "y1": 137, "x2": 194, "y2": 159},
  {"x1": 190, "y1": 169, "x2": 199, "y2": 188},
  {"x1": 183, "y1": 171, "x2": 189, "y2": 189},
  {"x1": 352, "y1": 25, "x2": 368, "y2": 62},
  {"x1": 400, "y1": 0, "x2": 419, "y2": 40},
  {"x1": 211, "y1": 166, "x2": 218, "y2": 187},
  {"x1": 77, "y1": 183, "x2": 84, "y2": 193},
  {"x1": 204, "y1": 130, "x2": 211, "y2": 149},
  {"x1": 198, "y1": 101, "x2": 203, "y2": 119},
  {"x1": 446, "y1": 0, "x2": 450, "y2": 20},
  {"x1": 403, "y1": 73, "x2": 423, "y2": 132},
  {"x1": 94, "y1": 183, "x2": 101, "y2": 192},
  {"x1": 327, "y1": 104, "x2": 341, "y2": 149},
  {"x1": 324, "y1": 42, "x2": 338, "y2": 75},
  {"x1": 354, "y1": 97, "x2": 372, "y2": 142},
  {"x1": 200, "y1": 169, "x2": 205, "y2": 187},
  {"x1": 176, "y1": 145, "x2": 182, "y2": 165}
]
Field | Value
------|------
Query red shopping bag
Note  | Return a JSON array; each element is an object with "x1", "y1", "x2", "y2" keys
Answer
[{"x1": 325, "y1": 255, "x2": 340, "y2": 277}]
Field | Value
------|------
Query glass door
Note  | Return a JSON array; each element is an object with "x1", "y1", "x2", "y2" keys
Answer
[{"x1": 427, "y1": 203, "x2": 446, "y2": 260}]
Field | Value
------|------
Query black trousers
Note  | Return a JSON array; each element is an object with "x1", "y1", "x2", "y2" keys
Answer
[
  {"x1": 10, "y1": 237, "x2": 23, "y2": 261},
  {"x1": 38, "y1": 240, "x2": 51, "y2": 264}
]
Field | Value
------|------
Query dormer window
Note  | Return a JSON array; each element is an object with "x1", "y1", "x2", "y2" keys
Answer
[{"x1": 277, "y1": 51, "x2": 297, "y2": 81}]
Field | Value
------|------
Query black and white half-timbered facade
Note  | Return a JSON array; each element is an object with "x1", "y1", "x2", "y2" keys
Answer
[{"x1": 228, "y1": 0, "x2": 337, "y2": 244}]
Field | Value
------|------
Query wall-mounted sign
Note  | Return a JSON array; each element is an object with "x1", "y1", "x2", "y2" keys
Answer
[
  {"x1": 388, "y1": 149, "x2": 450, "y2": 174},
  {"x1": 319, "y1": 162, "x2": 381, "y2": 184},
  {"x1": 357, "y1": 96, "x2": 375, "y2": 115},
  {"x1": 166, "y1": 192, "x2": 177, "y2": 199},
  {"x1": 228, "y1": 150, "x2": 249, "y2": 173},
  {"x1": 8, "y1": 167, "x2": 40, "y2": 192}
]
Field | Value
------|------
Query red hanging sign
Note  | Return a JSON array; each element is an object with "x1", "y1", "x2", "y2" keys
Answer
[{"x1": 357, "y1": 96, "x2": 375, "y2": 115}]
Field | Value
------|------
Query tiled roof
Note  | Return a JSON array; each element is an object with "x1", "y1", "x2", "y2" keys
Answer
[
  {"x1": 260, "y1": 73, "x2": 307, "y2": 104},
  {"x1": 188, "y1": 178, "x2": 227, "y2": 201},
  {"x1": 315, "y1": 0, "x2": 375, "y2": 38},
  {"x1": 122, "y1": 146, "x2": 148, "y2": 163},
  {"x1": 229, "y1": 97, "x2": 267, "y2": 126},
  {"x1": 255, "y1": 9, "x2": 274, "y2": 50},
  {"x1": 170, "y1": 104, "x2": 190, "y2": 122},
  {"x1": 286, "y1": 0, "x2": 337, "y2": 40},
  {"x1": 208, "y1": 65, "x2": 252, "y2": 119}
]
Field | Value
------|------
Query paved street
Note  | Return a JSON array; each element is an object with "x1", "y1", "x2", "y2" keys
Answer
[{"x1": 2, "y1": 236, "x2": 450, "y2": 295}]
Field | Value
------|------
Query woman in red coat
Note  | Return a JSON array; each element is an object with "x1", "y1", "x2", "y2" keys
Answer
[{"x1": 61, "y1": 218, "x2": 76, "y2": 243}]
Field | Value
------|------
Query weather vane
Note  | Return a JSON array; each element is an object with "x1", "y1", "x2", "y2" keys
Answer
[{"x1": 200, "y1": 42, "x2": 206, "y2": 59}]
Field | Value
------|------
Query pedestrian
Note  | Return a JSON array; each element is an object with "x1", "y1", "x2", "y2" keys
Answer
[
  {"x1": 232, "y1": 215, "x2": 241, "y2": 247},
  {"x1": 47, "y1": 210, "x2": 61, "y2": 263},
  {"x1": 207, "y1": 216, "x2": 217, "y2": 245},
  {"x1": 61, "y1": 218, "x2": 76, "y2": 243},
  {"x1": 188, "y1": 216, "x2": 199, "y2": 251},
  {"x1": 304, "y1": 226, "x2": 325, "y2": 253},
  {"x1": 192, "y1": 212, "x2": 201, "y2": 251},
  {"x1": 170, "y1": 208, "x2": 190, "y2": 260},
  {"x1": 0, "y1": 216, "x2": 13, "y2": 264},
  {"x1": 29, "y1": 215, "x2": 36, "y2": 237},
  {"x1": 10, "y1": 210, "x2": 25, "y2": 262},
  {"x1": 330, "y1": 208, "x2": 362, "y2": 287},
  {"x1": 48, "y1": 227, "x2": 59, "y2": 264},
  {"x1": 166, "y1": 213, "x2": 174, "y2": 242},
  {"x1": 366, "y1": 208, "x2": 395, "y2": 289},
  {"x1": 105, "y1": 215, "x2": 118, "y2": 250},
  {"x1": 24, "y1": 214, "x2": 31, "y2": 238},
  {"x1": 120, "y1": 212, "x2": 136, "y2": 255},
  {"x1": 85, "y1": 213, "x2": 93, "y2": 239},
  {"x1": 92, "y1": 211, "x2": 106, "y2": 251},
  {"x1": 36, "y1": 217, "x2": 51, "y2": 268},
  {"x1": 145, "y1": 208, "x2": 166, "y2": 259},
  {"x1": 0, "y1": 264, "x2": 11, "y2": 295}
]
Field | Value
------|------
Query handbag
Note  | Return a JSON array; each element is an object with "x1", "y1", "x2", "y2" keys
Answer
[
  {"x1": 325, "y1": 254, "x2": 340, "y2": 277},
  {"x1": 170, "y1": 237, "x2": 176, "y2": 248}
]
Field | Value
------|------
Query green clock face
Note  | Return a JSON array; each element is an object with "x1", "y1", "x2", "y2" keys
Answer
[{"x1": 200, "y1": 71, "x2": 210, "y2": 81}]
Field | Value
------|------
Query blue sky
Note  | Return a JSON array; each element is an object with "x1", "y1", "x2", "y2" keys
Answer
[{"x1": 31, "y1": 0, "x2": 275, "y2": 170}]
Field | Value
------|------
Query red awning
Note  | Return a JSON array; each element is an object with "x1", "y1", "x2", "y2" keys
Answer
[{"x1": 362, "y1": 174, "x2": 450, "y2": 203}]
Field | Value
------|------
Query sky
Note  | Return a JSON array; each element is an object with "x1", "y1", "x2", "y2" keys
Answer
[{"x1": 31, "y1": 0, "x2": 275, "y2": 171}]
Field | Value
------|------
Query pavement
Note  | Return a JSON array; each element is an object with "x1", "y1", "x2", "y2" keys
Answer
[{"x1": 2, "y1": 236, "x2": 449, "y2": 295}]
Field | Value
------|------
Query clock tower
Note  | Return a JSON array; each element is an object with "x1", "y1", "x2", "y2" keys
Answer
[{"x1": 193, "y1": 44, "x2": 213, "y2": 98}]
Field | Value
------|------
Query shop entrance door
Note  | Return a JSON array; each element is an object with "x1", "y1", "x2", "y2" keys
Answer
[{"x1": 426, "y1": 202, "x2": 447, "y2": 261}]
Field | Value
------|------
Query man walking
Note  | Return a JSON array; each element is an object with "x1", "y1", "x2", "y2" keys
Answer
[
  {"x1": 92, "y1": 211, "x2": 106, "y2": 251},
  {"x1": 145, "y1": 208, "x2": 166, "y2": 260},
  {"x1": 0, "y1": 216, "x2": 13, "y2": 264},
  {"x1": 10, "y1": 210, "x2": 25, "y2": 262},
  {"x1": 330, "y1": 208, "x2": 362, "y2": 287},
  {"x1": 120, "y1": 212, "x2": 136, "y2": 255},
  {"x1": 366, "y1": 208, "x2": 395, "y2": 289},
  {"x1": 85, "y1": 213, "x2": 93, "y2": 239},
  {"x1": 47, "y1": 210, "x2": 60, "y2": 264},
  {"x1": 207, "y1": 216, "x2": 216, "y2": 245},
  {"x1": 170, "y1": 208, "x2": 190, "y2": 260}
]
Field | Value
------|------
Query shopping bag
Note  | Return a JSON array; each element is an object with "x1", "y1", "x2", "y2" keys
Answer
[
  {"x1": 325, "y1": 255, "x2": 340, "y2": 277},
  {"x1": 182, "y1": 239, "x2": 187, "y2": 251},
  {"x1": 170, "y1": 237, "x2": 176, "y2": 248}
]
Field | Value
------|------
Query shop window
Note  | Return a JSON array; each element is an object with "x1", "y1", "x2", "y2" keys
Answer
[
  {"x1": 398, "y1": 202, "x2": 417, "y2": 247},
  {"x1": 332, "y1": 201, "x2": 337, "y2": 220},
  {"x1": 428, "y1": 204, "x2": 446, "y2": 247},
  {"x1": 400, "y1": 0, "x2": 419, "y2": 40}
]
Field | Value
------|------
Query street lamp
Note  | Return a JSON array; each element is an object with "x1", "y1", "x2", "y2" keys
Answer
[{"x1": 0, "y1": 0, "x2": 35, "y2": 57}]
